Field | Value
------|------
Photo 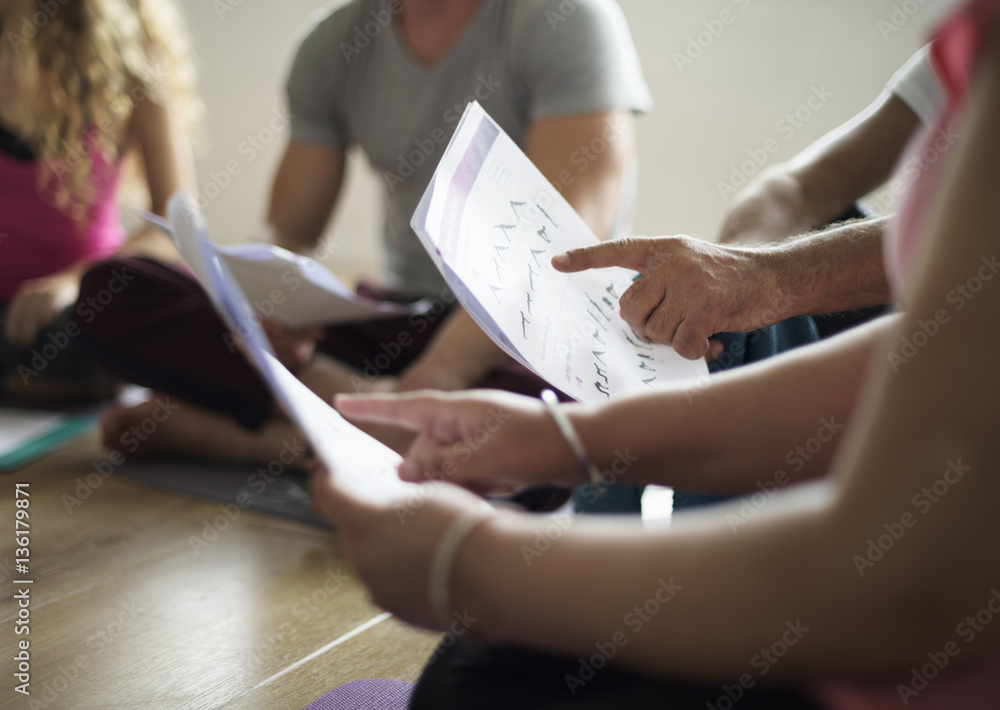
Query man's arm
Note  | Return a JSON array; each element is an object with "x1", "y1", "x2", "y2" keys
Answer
[
  {"x1": 720, "y1": 91, "x2": 922, "y2": 244},
  {"x1": 267, "y1": 143, "x2": 346, "y2": 254},
  {"x1": 552, "y1": 91, "x2": 915, "y2": 357},
  {"x1": 396, "y1": 110, "x2": 636, "y2": 391},
  {"x1": 554, "y1": 218, "x2": 893, "y2": 358}
]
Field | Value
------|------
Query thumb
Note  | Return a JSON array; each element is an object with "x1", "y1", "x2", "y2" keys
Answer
[
  {"x1": 335, "y1": 392, "x2": 449, "y2": 433},
  {"x1": 551, "y1": 238, "x2": 652, "y2": 273}
]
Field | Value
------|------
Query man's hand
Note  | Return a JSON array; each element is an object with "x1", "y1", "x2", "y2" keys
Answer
[
  {"x1": 553, "y1": 236, "x2": 783, "y2": 359},
  {"x1": 5, "y1": 268, "x2": 83, "y2": 347}
]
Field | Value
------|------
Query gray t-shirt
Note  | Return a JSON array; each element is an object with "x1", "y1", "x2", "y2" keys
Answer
[{"x1": 288, "y1": 0, "x2": 652, "y2": 298}]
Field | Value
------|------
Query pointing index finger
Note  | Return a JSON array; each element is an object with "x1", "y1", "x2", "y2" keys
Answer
[{"x1": 551, "y1": 238, "x2": 652, "y2": 274}]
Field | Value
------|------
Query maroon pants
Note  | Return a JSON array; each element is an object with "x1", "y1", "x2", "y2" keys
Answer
[{"x1": 77, "y1": 257, "x2": 550, "y2": 429}]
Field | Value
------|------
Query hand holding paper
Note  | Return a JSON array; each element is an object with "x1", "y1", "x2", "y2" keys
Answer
[
  {"x1": 165, "y1": 195, "x2": 414, "y2": 505},
  {"x1": 141, "y1": 211, "x2": 429, "y2": 329},
  {"x1": 411, "y1": 102, "x2": 707, "y2": 403}
]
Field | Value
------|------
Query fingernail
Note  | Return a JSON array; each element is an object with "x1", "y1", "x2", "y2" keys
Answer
[{"x1": 552, "y1": 253, "x2": 569, "y2": 265}]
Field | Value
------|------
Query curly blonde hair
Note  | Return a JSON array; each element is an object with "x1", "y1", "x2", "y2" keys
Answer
[{"x1": 0, "y1": 0, "x2": 201, "y2": 225}]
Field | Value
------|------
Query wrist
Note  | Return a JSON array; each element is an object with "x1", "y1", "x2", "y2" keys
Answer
[
  {"x1": 540, "y1": 391, "x2": 604, "y2": 488},
  {"x1": 564, "y1": 404, "x2": 620, "y2": 484},
  {"x1": 430, "y1": 503, "x2": 495, "y2": 630},
  {"x1": 748, "y1": 247, "x2": 796, "y2": 326},
  {"x1": 448, "y1": 510, "x2": 515, "y2": 644}
]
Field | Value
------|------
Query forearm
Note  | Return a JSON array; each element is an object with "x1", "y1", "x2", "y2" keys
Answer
[
  {"x1": 718, "y1": 168, "x2": 819, "y2": 244},
  {"x1": 456, "y1": 486, "x2": 842, "y2": 682},
  {"x1": 526, "y1": 111, "x2": 634, "y2": 241},
  {"x1": 410, "y1": 307, "x2": 511, "y2": 386},
  {"x1": 267, "y1": 143, "x2": 345, "y2": 255},
  {"x1": 761, "y1": 217, "x2": 894, "y2": 317},
  {"x1": 720, "y1": 93, "x2": 922, "y2": 246},
  {"x1": 569, "y1": 316, "x2": 894, "y2": 493}
]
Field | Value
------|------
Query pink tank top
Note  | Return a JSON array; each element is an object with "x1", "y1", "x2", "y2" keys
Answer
[
  {"x1": 820, "y1": 1, "x2": 1000, "y2": 707},
  {"x1": 0, "y1": 129, "x2": 125, "y2": 302}
]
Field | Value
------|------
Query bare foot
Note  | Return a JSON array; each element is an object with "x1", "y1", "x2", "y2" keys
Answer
[{"x1": 101, "y1": 395, "x2": 300, "y2": 465}]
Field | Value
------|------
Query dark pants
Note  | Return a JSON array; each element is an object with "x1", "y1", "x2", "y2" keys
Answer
[
  {"x1": 409, "y1": 640, "x2": 824, "y2": 710},
  {"x1": 0, "y1": 303, "x2": 112, "y2": 392},
  {"x1": 77, "y1": 257, "x2": 554, "y2": 429}
]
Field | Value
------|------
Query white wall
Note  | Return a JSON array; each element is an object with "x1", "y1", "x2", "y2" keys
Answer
[{"x1": 176, "y1": 0, "x2": 954, "y2": 280}]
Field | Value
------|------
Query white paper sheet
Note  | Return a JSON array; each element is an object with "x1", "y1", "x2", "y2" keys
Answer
[
  {"x1": 166, "y1": 197, "x2": 413, "y2": 504},
  {"x1": 412, "y1": 102, "x2": 707, "y2": 402},
  {"x1": 141, "y1": 213, "x2": 429, "y2": 329}
]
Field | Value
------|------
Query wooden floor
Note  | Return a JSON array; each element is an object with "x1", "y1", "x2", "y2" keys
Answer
[{"x1": 1, "y1": 434, "x2": 440, "y2": 709}]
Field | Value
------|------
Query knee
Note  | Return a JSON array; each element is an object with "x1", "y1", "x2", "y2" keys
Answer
[{"x1": 74, "y1": 257, "x2": 147, "y2": 337}]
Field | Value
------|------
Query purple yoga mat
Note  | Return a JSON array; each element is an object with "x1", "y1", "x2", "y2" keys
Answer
[{"x1": 302, "y1": 679, "x2": 415, "y2": 710}]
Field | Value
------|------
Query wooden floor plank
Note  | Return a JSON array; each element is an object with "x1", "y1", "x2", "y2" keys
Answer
[
  {"x1": 1, "y1": 437, "x2": 438, "y2": 709},
  {"x1": 224, "y1": 616, "x2": 440, "y2": 710}
]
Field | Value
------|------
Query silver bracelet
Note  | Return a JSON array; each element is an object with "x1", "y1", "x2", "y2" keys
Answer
[
  {"x1": 541, "y1": 389, "x2": 603, "y2": 488},
  {"x1": 429, "y1": 503, "x2": 494, "y2": 629}
]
